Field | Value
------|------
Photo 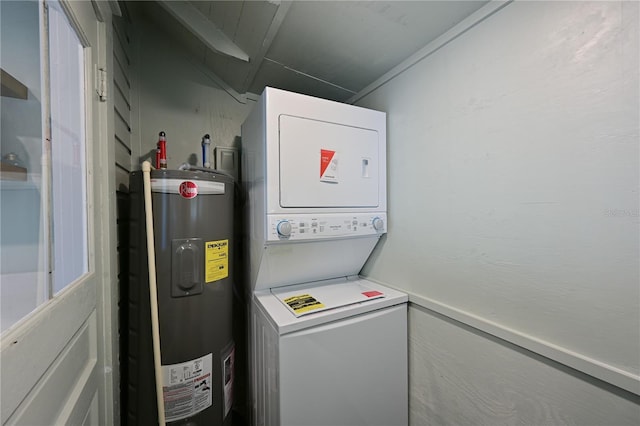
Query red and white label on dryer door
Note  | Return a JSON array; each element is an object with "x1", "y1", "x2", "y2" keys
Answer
[{"x1": 320, "y1": 149, "x2": 339, "y2": 183}]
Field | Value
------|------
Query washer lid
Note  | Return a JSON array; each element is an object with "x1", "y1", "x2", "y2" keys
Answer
[
  {"x1": 272, "y1": 280, "x2": 385, "y2": 318},
  {"x1": 255, "y1": 277, "x2": 407, "y2": 335}
]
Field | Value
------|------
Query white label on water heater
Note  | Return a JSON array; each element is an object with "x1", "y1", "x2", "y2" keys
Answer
[{"x1": 162, "y1": 353, "x2": 213, "y2": 422}]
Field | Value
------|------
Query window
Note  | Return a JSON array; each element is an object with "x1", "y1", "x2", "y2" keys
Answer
[
  {"x1": 0, "y1": 0, "x2": 88, "y2": 333},
  {"x1": 48, "y1": 0, "x2": 88, "y2": 293}
]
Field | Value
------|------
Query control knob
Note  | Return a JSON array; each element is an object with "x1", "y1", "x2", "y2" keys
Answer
[
  {"x1": 372, "y1": 217, "x2": 384, "y2": 232},
  {"x1": 276, "y1": 220, "x2": 292, "y2": 238}
]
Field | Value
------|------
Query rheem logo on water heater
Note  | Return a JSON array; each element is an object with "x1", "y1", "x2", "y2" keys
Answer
[{"x1": 179, "y1": 181, "x2": 198, "y2": 199}]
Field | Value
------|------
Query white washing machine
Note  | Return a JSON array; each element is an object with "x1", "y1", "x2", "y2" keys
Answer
[{"x1": 242, "y1": 87, "x2": 407, "y2": 426}]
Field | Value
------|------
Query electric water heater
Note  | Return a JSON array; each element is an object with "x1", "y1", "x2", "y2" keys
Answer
[{"x1": 126, "y1": 169, "x2": 235, "y2": 426}]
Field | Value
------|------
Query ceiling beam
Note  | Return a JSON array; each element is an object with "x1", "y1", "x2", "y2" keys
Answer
[
  {"x1": 157, "y1": 0, "x2": 249, "y2": 62},
  {"x1": 241, "y1": 0, "x2": 292, "y2": 92},
  {"x1": 109, "y1": 0, "x2": 122, "y2": 17}
]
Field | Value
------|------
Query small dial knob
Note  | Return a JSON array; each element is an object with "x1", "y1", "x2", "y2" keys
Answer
[
  {"x1": 276, "y1": 220, "x2": 292, "y2": 238},
  {"x1": 372, "y1": 217, "x2": 384, "y2": 232}
]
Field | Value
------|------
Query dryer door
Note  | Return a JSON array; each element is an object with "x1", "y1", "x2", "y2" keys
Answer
[{"x1": 279, "y1": 115, "x2": 381, "y2": 208}]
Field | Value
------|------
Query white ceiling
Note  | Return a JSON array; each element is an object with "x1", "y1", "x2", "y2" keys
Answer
[{"x1": 133, "y1": 1, "x2": 489, "y2": 102}]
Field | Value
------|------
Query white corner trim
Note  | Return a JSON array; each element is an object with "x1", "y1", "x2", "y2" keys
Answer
[{"x1": 348, "y1": 0, "x2": 514, "y2": 105}]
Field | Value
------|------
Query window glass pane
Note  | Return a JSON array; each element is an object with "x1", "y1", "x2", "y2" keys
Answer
[
  {"x1": 48, "y1": 0, "x2": 88, "y2": 294},
  {"x1": 0, "y1": 0, "x2": 49, "y2": 333}
]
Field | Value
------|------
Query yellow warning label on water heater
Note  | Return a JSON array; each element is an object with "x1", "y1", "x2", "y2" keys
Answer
[
  {"x1": 205, "y1": 239, "x2": 228, "y2": 283},
  {"x1": 283, "y1": 294, "x2": 325, "y2": 314}
]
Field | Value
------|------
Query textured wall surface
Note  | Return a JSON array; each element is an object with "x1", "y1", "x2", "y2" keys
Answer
[
  {"x1": 408, "y1": 306, "x2": 639, "y2": 425},
  {"x1": 133, "y1": 18, "x2": 253, "y2": 171},
  {"x1": 357, "y1": 1, "x2": 639, "y2": 424}
]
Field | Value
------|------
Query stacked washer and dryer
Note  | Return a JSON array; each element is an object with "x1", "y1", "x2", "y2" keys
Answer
[{"x1": 242, "y1": 87, "x2": 408, "y2": 426}]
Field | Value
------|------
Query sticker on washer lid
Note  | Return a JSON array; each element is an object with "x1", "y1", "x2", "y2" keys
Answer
[
  {"x1": 320, "y1": 149, "x2": 339, "y2": 183},
  {"x1": 205, "y1": 239, "x2": 228, "y2": 283},
  {"x1": 362, "y1": 290, "x2": 383, "y2": 298},
  {"x1": 283, "y1": 294, "x2": 326, "y2": 314},
  {"x1": 162, "y1": 353, "x2": 213, "y2": 423}
]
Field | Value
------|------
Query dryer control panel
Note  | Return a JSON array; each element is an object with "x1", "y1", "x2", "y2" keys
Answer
[{"x1": 267, "y1": 213, "x2": 387, "y2": 242}]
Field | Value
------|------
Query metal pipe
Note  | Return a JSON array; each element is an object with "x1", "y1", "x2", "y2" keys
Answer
[{"x1": 142, "y1": 160, "x2": 166, "y2": 426}]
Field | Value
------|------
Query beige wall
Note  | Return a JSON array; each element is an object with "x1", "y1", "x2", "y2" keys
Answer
[
  {"x1": 131, "y1": 17, "x2": 254, "y2": 171},
  {"x1": 357, "y1": 1, "x2": 640, "y2": 424}
]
